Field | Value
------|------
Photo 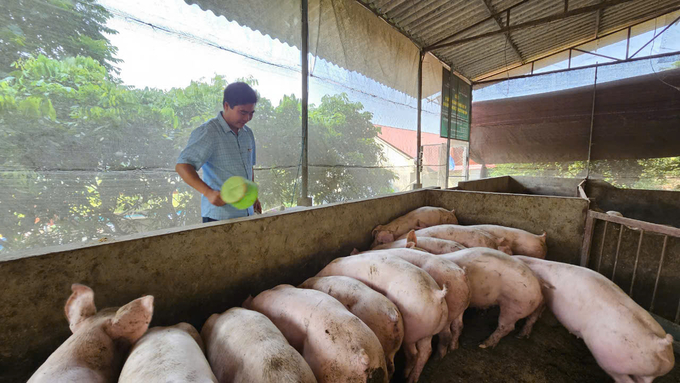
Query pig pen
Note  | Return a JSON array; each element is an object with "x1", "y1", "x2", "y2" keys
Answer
[{"x1": 1, "y1": 188, "x2": 678, "y2": 382}]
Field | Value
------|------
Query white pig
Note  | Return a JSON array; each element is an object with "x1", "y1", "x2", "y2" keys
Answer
[
  {"x1": 398, "y1": 225, "x2": 512, "y2": 255},
  {"x1": 372, "y1": 206, "x2": 458, "y2": 246},
  {"x1": 243, "y1": 284, "x2": 388, "y2": 383},
  {"x1": 470, "y1": 224, "x2": 547, "y2": 258},
  {"x1": 516, "y1": 256, "x2": 675, "y2": 383},
  {"x1": 316, "y1": 252, "x2": 449, "y2": 383},
  {"x1": 119, "y1": 323, "x2": 217, "y2": 383},
  {"x1": 440, "y1": 248, "x2": 545, "y2": 348},
  {"x1": 28, "y1": 284, "x2": 153, "y2": 383},
  {"x1": 201, "y1": 307, "x2": 316, "y2": 383},
  {"x1": 371, "y1": 230, "x2": 466, "y2": 254},
  {"x1": 364, "y1": 248, "x2": 470, "y2": 357},
  {"x1": 299, "y1": 276, "x2": 403, "y2": 378}
]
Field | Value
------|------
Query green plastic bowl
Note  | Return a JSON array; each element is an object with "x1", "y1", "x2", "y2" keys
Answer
[{"x1": 220, "y1": 176, "x2": 259, "y2": 210}]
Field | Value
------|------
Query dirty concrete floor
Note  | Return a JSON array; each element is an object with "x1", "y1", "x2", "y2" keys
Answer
[{"x1": 392, "y1": 308, "x2": 679, "y2": 383}]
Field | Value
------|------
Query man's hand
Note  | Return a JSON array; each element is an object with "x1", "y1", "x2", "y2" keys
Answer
[
  {"x1": 253, "y1": 199, "x2": 262, "y2": 214},
  {"x1": 205, "y1": 189, "x2": 226, "y2": 206}
]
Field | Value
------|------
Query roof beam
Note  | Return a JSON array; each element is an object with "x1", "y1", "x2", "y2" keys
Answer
[
  {"x1": 425, "y1": 0, "x2": 530, "y2": 50},
  {"x1": 425, "y1": 0, "x2": 638, "y2": 52},
  {"x1": 478, "y1": 0, "x2": 524, "y2": 63},
  {"x1": 594, "y1": 0, "x2": 604, "y2": 38}
]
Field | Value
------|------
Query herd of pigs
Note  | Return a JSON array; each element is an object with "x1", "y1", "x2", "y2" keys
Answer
[{"x1": 28, "y1": 206, "x2": 675, "y2": 383}]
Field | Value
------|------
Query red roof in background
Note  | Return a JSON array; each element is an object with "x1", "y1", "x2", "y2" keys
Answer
[{"x1": 376, "y1": 125, "x2": 487, "y2": 170}]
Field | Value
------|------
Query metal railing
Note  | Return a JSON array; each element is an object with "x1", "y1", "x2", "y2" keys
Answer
[{"x1": 580, "y1": 210, "x2": 680, "y2": 324}]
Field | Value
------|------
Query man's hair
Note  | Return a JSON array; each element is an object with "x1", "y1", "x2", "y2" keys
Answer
[{"x1": 223, "y1": 82, "x2": 258, "y2": 108}]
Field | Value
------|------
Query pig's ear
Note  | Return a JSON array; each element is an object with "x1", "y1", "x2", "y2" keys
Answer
[
  {"x1": 540, "y1": 232, "x2": 547, "y2": 242},
  {"x1": 350, "y1": 248, "x2": 361, "y2": 255},
  {"x1": 242, "y1": 295, "x2": 254, "y2": 309},
  {"x1": 371, "y1": 225, "x2": 383, "y2": 238},
  {"x1": 497, "y1": 237, "x2": 513, "y2": 255},
  {"x1": 406, "y1": 230, "x2": 418, "y2": 246},
  {"x1": 375, "y1": 231, "x2": 394, "y2": 244},
  {"x1": 65, "y1": 284, "x2": 97, "y2": 334},
  {"x1": 107, "y1": 295, "x2": 154, "y2": 344}
]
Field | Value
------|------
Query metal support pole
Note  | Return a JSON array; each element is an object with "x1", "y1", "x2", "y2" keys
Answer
[
  {"x1": 625, "y1": 27, "x2": 631, "y2": 59},
  {"x1": 585, "y1": 65, "x2": 598, "y2": 179},
  {"x1": 414, "y1": 51, "x2": 424, "y2": 189},
  {"x1": 649, "y1": 235, "x2": 668, "y2": 312},
  {"x1": 596, "y1": 220, "x2": 608, "y2": 273},
  {"x1": 444, "y1": 138, "x2": 451, "y2": 189},
  {"x1": 629, "y1": 230, "x2": 645, "y2": 297},
  {"x1": 298, "y1": 0, "x2": 312, "y2": 206},
  {"x1": 611, "y1": 224, "x2": 624, "y2": 282}
]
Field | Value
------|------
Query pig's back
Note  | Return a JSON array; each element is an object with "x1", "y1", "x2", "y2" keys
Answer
[{"x1": 212, "y1": 309, "x2": 316, "y2": 383}]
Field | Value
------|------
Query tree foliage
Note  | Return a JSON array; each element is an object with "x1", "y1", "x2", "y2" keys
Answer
[
  {"x1": 0, "y1": 54, "x2": 395, "y2": 253},
  {"x1": 0, "y1": 0, "x2": 120, "y2": 76}
]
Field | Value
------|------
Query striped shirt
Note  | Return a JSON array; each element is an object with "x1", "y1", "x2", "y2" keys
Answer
[{"x1": 177, "y1": 112, "x2": 256, "y2": 220}]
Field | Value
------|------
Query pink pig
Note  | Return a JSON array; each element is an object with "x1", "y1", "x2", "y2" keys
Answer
[
  {"x1": 470, "y1": 224, "x2": 547, "y2": 258},
  {"x1": 28, "y1": 284, "x2": 153, "y2": 383},
  {"x1": 243, "y1": 284, "x2": 387, "y2": 383},
  {"x1": 364, "y1": 248, "x2": 471, "y2": 357},
  {"x1": 440, "y1": 248, "x2": 545, "y2": 348},
  {"x1": 372, "y1": 206, "x2": 458, "y2": 246},
  {"x1": 201, "y1": 307, "x2": 317, "y2": 383},
  {"x1": 372, "y1": 230, "x2": 466, "y2": 254},
  {"x1": 118, "y1": 323, "x2": 218, "y2": 383},
  {"x1": 398, "y1": 225, "x2": 512, "y2": 255},
  {"x1": 299, "y1": 276, "x2": 404, "y2": 378},
  {"x1": 516, "y1": 256, "x2": 675, "y2": 383},
  {"x1": 316, "y1": 252, "x2": 448, "y2": 383}
]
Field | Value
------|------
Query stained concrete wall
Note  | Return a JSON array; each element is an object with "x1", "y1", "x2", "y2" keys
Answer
[
  {"x1": 428, "y1": 190, "x2": 589, "y2": 265},
  {"x1": 513, "y1": 176, "x2": 582, "y2": 197},
  {"x1": 457, "y1": 176, "x2": 582, "y2": 198},
  {"x1": 585, "y1": 179, "x2": 680, "y2": 228},
  {"x1": 0, "y1": 190, "x2": 427, "y2": 382}
]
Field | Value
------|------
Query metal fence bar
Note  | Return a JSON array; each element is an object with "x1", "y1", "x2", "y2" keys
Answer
[
  {"x1": 596, "y1": 221, "x2": 608, "y2": 272},
  {"x1": 649, "y1": 235, "x2": 669, "y2": 312},
  {"x1": 588, "y1": 211, "x2": 680, "y2": 238},
  {"x1": 629, "y1": 230, "x2": 645, "y2": 297},
  {"x1": 611, "y1": 224, "x2": 624, "y2": 282},
  {"x1": 676, "y1": 297, "x2": 680, "y2": 324},
  {"x1": 580, "y1": 212, "x2": 596, "y2": 267}
]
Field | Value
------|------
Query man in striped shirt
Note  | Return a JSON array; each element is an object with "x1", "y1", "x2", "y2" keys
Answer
[{"x1": 176, "y1": 82, "x2": 262, "y2": 223}]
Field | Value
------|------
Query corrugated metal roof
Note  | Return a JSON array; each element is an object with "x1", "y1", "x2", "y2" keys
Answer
[{"x1": 362, "y1": 0, "x2": 680, "y2": 80}]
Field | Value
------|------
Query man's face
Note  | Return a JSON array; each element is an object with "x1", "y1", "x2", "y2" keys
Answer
[{"x1": 223, "y1": 103, "x2": 255, "y2": 130}]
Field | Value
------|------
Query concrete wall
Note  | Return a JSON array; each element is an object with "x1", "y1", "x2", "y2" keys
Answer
[
  {"x1": 0, "y1": 190, "x2": 428, "y2": 382},
  {"x1": 513, "y1": 176, "x2": 582, "y2": 197},
  {"x1": 585, "y1": 179, "x2": 680, "y2": 228},
  {"x1": 428, "y1": 190, "x2": 589, "y2": 265},
  {"x1": 458, "y1": 176, "x2": 582, "y2": 198},
  {"x1": 457, "y1": 176, "x2": 516, "y2": 193}
]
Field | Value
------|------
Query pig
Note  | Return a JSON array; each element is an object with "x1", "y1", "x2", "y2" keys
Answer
[
  {"x1": 28, "y1": 284, "x2": 153, "y2": 383},
  {"x1": 469, "y1": 224, "x2": 547, "y2": 258},
  {"x1": 398, "y1": 224, "x2": 512, "y2": 255},
  {"x1": 363, "y1": 248, "x2": 470, "y2": 357},
  {"x1": 243, "y1": 284, "x2": 387, "y2": 383},
  {"x1": 201, "y1": 307, "x2": 317, "y2": 383},
  {"x1": 371, "y1": 206, "x2": 458, "y2": 246},
  {"x1": 119, "y1": 323, "x2": 217, "y2": 383},
  {"x1": 439, "y1": 248, "x2": 545, "y2": 348},
  {"x1": 516, "y1": 256, "x2": 675, "y2": 383},
  {"x1": 299, "y1": 276, "x2": 403, "y2": 378},
  {"x1": 371, "y1": 230, "x2": 466, "y2": 254},
  {"x1": 316, "y1": 252, "x2": 449, "y2": 383}
]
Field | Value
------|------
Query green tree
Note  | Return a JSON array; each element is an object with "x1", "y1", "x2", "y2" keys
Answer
[{"x1": 0, "y1": 0, "x2": 119, "y2": 76}]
